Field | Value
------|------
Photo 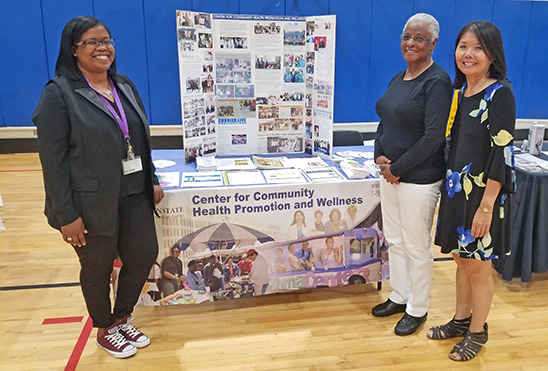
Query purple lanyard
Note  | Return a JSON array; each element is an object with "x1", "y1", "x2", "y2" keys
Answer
[{"x1": 83, "y1": 75, "x2": 130, "y2": 140}]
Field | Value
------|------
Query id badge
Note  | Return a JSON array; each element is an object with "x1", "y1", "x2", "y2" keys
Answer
[{"x1": 122, "y1": 156, "x2": 143, "y2": 175}]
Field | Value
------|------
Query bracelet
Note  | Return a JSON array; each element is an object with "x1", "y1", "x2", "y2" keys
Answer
[{"x1": 480, "y1": 206, "x2": 493, "y2": 214}]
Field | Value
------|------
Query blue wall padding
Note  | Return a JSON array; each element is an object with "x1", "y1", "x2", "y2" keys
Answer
[{"x1": 0, "y1": 0, "x2": 546, "y2": 127}]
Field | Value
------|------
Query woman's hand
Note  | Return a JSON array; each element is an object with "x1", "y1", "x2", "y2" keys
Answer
[
  {"x1": 376, "y1": 156, "x2": 400, "y2": 184},
  {"x1": 471, "y1": 208, "x2": 493, "y2": 238},
  {"x1": 153, "y1": 185, "x2": 165, "y2": 205},
  {"x1": 61, "y1": 217, "x2": 88, "y2": 247},
  {"x1": 375, "y1": 155, "x2": 391, "y2": 166}
]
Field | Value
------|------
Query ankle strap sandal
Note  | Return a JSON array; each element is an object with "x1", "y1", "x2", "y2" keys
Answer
[
  {"x1": 427, "y1": 315, "x2": 471, "y2": 340},
  {"x1": 449, "y1": 323, "x2": 488, "y2": 361}
]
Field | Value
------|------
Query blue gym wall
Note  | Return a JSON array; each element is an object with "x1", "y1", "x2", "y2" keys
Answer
[{"x1": 0, "y1": 0, "x2": 546, "y2": 128}]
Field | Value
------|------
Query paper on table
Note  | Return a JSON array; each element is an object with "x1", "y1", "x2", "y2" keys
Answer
[
  {"x1": 263, "y1": 168, "x2": 309, "y2": 184},
  {"x1": 181, "y1": 172, "x2": 224, "y2": 187},
  {"x1": 515, "y1": 153, "x2": 548, "y2": 171},
  {"x1": 153, "y1": 159, "x2": 177, "y2": 169},
  {"x1": 335, "y1": 151, "x2": 374, "y2": 159},
  {"x1": 223, "y1": 170, "x2": 266, "y2": 186},
  {"x1": 302, "y1": 167, "x2": 344, "y2": 182},
  {"x1": 252, "y1": 155, "x2": 287, "y2": 169},
  {"x1": 282, "y1": 156, "x2": 329, "y2": 169},
  {"x1": 216, "y1": 157, "x2": 256, "y2": 171},
  {"x1": 156, "y1": 172, "x2": 181, "y2": 187}
]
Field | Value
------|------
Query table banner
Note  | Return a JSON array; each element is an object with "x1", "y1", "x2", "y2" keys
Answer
[{"x1": 144, "y1": 179, "x2": 388, "y2": 305}]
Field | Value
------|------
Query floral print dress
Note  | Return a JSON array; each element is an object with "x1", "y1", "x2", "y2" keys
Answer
[{"x1": 435, "y1": 80, "x2": 516, "y2": 261}]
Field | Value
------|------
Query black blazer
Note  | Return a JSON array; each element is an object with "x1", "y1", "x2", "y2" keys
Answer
[{"x1": 32, "y1": 73, "x2": 158, "y2": 236}]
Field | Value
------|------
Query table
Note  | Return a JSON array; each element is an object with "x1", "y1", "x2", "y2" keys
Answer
[
  {"x1": 493, "y1": 151, "x2": 548, "y2": 282},
  {"x1": 151, "y1": 147, "x2": 388, "y2": 302}
]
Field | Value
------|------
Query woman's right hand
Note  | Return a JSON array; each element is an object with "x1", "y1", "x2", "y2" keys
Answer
[
  {"x1": 376, "y1": 156, "x2": 400, "y2": 184},
  {"x1": 61, "y1": 217, "x2": 88, "y2": 247}
]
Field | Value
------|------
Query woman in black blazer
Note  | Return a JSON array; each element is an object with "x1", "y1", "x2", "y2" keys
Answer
[{"x1": 32, "y1": 16, "x2": 164, "y2": 359}]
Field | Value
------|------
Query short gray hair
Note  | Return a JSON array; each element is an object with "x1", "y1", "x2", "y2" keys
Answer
[{"x1": 403, "y1": 13, "x2": 439, "y2": 41}]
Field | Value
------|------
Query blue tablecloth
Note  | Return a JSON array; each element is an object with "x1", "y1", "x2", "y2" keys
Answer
[
  {"x1": 493, "y1": 152, "x2": 548, "y2": 282},
  {"x1": 152, "y1": 145, "x2": 375, "y2": 189}
]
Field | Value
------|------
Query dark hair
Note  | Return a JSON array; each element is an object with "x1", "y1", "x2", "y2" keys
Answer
[
  {"x1": 453, "y1": 20, "x2": 507, "y2": 89},
  {"x1": 55, "y1": 16, "x2": 116, "y2": 79},
  {"x1": 171, "y1": 245, "x2": 180, "y2": 252},
  {"x1": 187, "y1": 260, "x2": 197, "y2": 268}
]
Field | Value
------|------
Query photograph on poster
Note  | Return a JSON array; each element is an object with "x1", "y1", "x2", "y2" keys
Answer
[
  {"x1": 238, "y1": 99, "x2": 256, "y2": 116},
  {"x1": 216, "y1": 58, "x2": 233, "y2": 72},
  {"x1": 218, "y1": 105, "x2": 234, "y2": 117},
  {"x1": 183, "y1": 97, "x2": 205, "y2": 119},
  {"x1": 232, "y1": 134, "x2": 247, "y2": 145},
  {"x1": 216, "y1": 85, "x2": 234, "y2": 98},
  {"x1": 186, "y1": 77, "x2": 200, "y2": 93},
  {"x1": 198, "y1": 33, "x2": 213, "y2": 48},
  {"x1": 177, "y1": 10, "x2": 193, "y2": 27},
  {"x1": 314, "y1": 36, "x2": 326, "y2": 51},
  {"x1": 283, "y1": 68, "x2": 305, "y2": 83},
  {"x1": 258, "y1": 105, "x2": 279, "y2": 119},
  {"x1": 233, "y1": 71, "x2": 252, "y2": 84},
  {"x1": 194, "y1": 13, "x2": 211, "y2": 28},
  {"x1": 220, "y1": 37, "x2": 248, "y2": 49},
  {"x1": 268, "y1": 136, "x2": 303, "y2": 153},
  {"x1": 205, "y1": 95, "x2": 216, "y2": 114},
  {"x1": 259, "y1": 120, "x2": 274, "y2": 132},
  {"x1": 178, "y1": 28, "x2": 196, "y2": 42},
  {"x1": 216, "y1": 71, "x2": 233, "y2": 83},
  {"x1": 201, "y1": 74, "x2": 214, "y2": 93},
  {"x1": 314, "y1": 139, "x2": 330, "y2": 155},
  {"x1": 235, "y1": 85, "x2": 254, "y2": 98},
  {"x1": 284, "y1": 54, "x2": 305, "y2": 68},
  {"x1": 234, "y1": 58, "x2": 252, "y2": 70},
  {"x1": 254, "y1": 22, "x2": 281, "y2": 34},
  {"x1": 306, "y1": 21, "x2": 315, "y2": 36},
  {"x1": 283, "y1": 26, "x2": 306, "y2": 46},
  {"x1": 206, "y1": 116, "x2": 216, "y2": 134},
  {"x1": 255, "y1": 55, "x2": 281, "y2": 69},
  {"x1": 281, "y1": 91, "x2": 304, "y2": 102}
]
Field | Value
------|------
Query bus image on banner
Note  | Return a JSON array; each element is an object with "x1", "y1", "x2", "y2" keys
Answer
[
  {"x1": 266, "y1": 228, "x2": 383, "y2": 292},
  {"x1": 153, "y1": 227, "x2": 385, "y2": 305}
]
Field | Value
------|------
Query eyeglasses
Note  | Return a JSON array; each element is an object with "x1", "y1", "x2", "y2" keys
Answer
[
  {"x1": 172, "y1": 250, "x2": 181, "y2": 254},
  {"x1": 401, "y1": 35, "x2": 428, "y2": 43},
  {"x1": 75, "y1": 38, "x2": 115, "y2": 49}
]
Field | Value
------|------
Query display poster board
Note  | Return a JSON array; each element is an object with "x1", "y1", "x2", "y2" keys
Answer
[
  {"x1": 176, "y1": 11, "x2": 336, "y2": 162},
  {"x1": 144, "y1": 180, "x2": 388, "y2": 306}
]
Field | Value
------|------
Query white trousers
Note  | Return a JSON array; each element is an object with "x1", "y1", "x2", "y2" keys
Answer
[{"x1": 380, "y1": 178, "x2": 441, "y2": 317}]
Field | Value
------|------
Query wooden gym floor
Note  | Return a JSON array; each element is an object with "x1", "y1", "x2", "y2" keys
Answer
[{"x1": 1, "y1": 153, "x2": 547, "y2": 370}]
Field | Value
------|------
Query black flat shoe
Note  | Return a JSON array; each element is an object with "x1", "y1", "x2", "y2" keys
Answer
[
  {"x1": 394, "y1": 312, "x2": 427, "y2": 336},
  {"x1": 372, "y1": 299, "x2": 407, "y2": 317}
]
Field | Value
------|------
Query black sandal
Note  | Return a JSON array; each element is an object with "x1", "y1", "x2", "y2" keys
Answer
[
  {"x1": 449, "y1": 323, "x2": 488, "y2": 361},
  {"x1": 427, "y1": 315, "x2": 471, "y2": 340}
]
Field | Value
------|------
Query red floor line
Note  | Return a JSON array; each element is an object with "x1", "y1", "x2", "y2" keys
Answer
[
  {"x1": 65, "y1": 316, "x2": 93, "y2": 371},
  {"x1": 42, "y1": 316, "x2": 84, "y2": 325}
]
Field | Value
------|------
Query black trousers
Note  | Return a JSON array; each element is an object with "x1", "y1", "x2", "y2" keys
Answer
[{"x1": 73, "y1": 193, "x2": 158, "y2": 328}]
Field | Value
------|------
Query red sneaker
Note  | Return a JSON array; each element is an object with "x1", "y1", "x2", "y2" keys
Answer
[
  {"x1": 96, "y1": 322, "x2": 137, "y2": 358},
  {"x1": 118, "y1": 315, "x2": 151, "y2": 348}
]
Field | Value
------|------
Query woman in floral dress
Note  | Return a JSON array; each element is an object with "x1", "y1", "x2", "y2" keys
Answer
[{"x1": 431, "y1": 21, "x2": 516, "y2": 361}]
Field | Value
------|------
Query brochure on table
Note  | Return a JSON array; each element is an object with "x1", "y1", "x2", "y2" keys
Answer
[{"x1": 176, "y1": 10, "x2": 336, "y2": 163}]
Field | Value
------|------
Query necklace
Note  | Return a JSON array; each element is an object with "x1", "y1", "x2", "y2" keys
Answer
[{"x1": 100, "y1": 88, "x2": 112, "y2": 97}]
